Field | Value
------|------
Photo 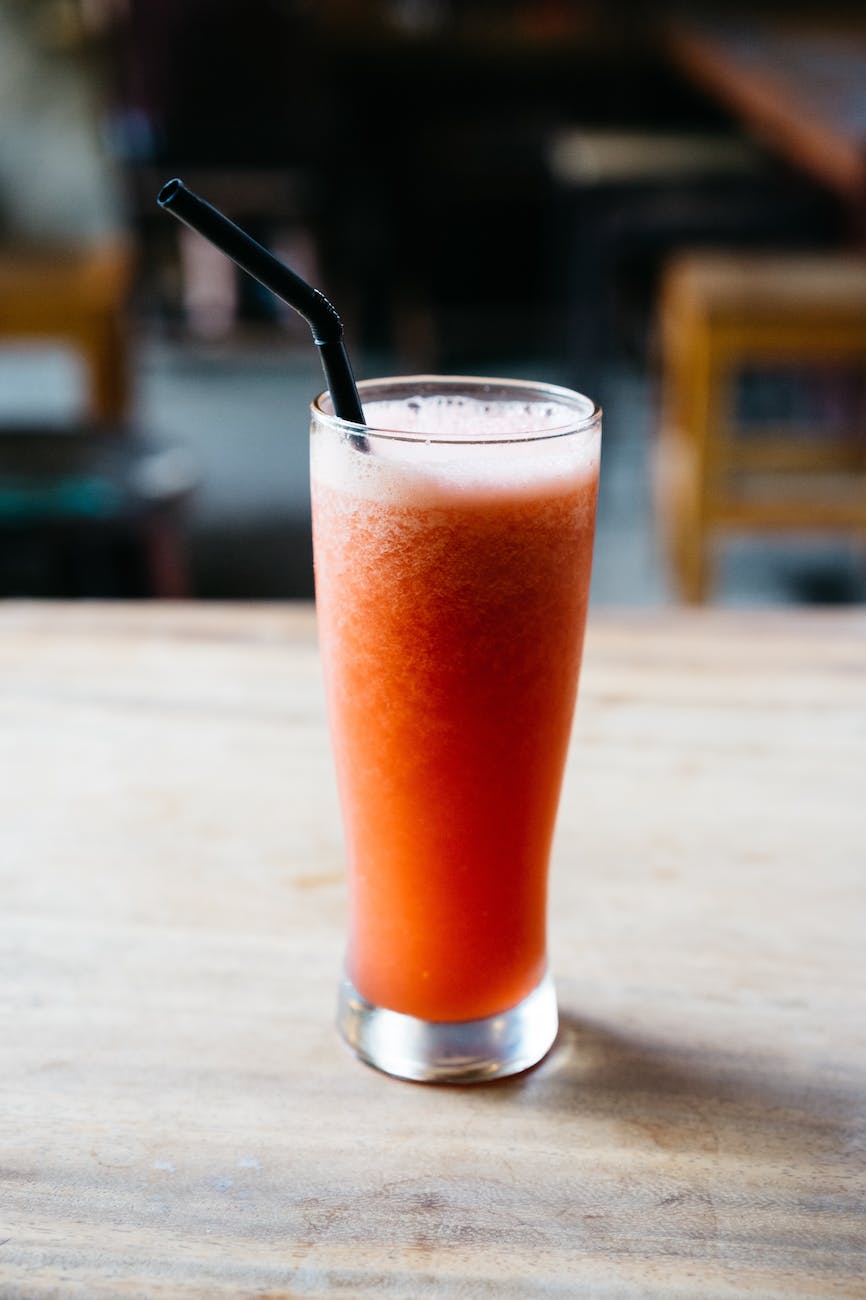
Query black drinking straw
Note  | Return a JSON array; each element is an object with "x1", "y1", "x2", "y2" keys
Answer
[{"x1": 157, "y1": 178, "x2": 365, "y2": 428}]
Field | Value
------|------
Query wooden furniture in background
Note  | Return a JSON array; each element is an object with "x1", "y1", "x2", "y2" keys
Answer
[
  {"x1": 1, "y1": 602, "x2": 864, "y2": 1296},
  {"x1": 0, "y1": 240, "x2": 134, "y2": 424},
  {"x1": 0, "y1": 240, "x2": 196, "y2": 597},
  {"x1": 656, "y1": 252, "x2": 866, "y2": 602}
]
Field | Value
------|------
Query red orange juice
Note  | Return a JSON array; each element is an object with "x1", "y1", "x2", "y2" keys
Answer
[{"x1": 311, "y1": 378, "x2": 600, "y2": 1074}]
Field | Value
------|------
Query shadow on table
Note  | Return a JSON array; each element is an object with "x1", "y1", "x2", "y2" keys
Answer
[{"x1": 481, "y1": 1012, "x2": 852, "y2": 1167}]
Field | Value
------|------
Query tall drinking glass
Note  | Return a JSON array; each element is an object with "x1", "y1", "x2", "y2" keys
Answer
[{"x1": 311, "y1": 377, "x2": 601, "y2": 1083}]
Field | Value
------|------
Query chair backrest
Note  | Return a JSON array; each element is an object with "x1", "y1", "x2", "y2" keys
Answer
[{"x1": 0, "y1": 239, "x2": 134, "y2": 424}]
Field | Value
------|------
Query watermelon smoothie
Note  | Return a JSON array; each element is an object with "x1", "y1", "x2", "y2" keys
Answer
[{"x1": 311, "y1": 377, "x2": 600, "y2": 1081}]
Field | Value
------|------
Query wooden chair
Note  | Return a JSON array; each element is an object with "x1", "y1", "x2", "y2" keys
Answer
[
  {"x1": 0, "y1": 240, "x2": 195, "y2": 597},
  {"x1": 655, "y1": 252, "x2": 866, "y2": 602},
  {"x1": 0, "y1": 240, "x2": 134, "y2": 424}
]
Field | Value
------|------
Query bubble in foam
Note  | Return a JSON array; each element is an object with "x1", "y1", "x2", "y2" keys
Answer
[{"x1": 361, "y1": 394, "x2": 587, "y2": 440}]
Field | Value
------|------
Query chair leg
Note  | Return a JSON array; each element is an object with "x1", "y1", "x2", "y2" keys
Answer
[
  {"x1": 140, "y1": 515, "x2": 189, "y2": 598},
  {"x1": 677, "y1": 508, "x2": 711, "y2": 604},
  {"x1": 656, "y1": 424, "x2": 712, "y2": 603},
  {"x1": 657, "y1": 306, "x2": 714, "y2": 602},
  {"x1": 85, "y1": 314, "x2": 132, "y2": 424}
]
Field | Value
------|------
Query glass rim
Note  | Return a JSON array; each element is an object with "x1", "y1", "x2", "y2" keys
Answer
[{"x1": 312, "y1": 374, "x2": 602, "y2": 445}]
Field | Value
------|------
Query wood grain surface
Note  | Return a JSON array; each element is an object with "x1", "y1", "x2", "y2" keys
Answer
[{"x1": 1, "y1": 603, "x2": 864, "y2": 1298}]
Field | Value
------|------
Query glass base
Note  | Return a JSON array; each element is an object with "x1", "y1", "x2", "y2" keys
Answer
[{"x1": 337, "y1": 970, "x2": 558, "y2": 1084}]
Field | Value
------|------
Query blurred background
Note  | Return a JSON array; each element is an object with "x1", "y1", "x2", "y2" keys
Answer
[{"x1": 0, "y1": 0, "x2": 864, "y2": 604}]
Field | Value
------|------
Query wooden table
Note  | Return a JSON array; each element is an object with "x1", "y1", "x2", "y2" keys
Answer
[
  {"x1": 666, "y1": 17, "x2": 866, "y2": 215},
  {"x1": 2, "y1": 602, "x2": 865, "y2": 1297}
]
